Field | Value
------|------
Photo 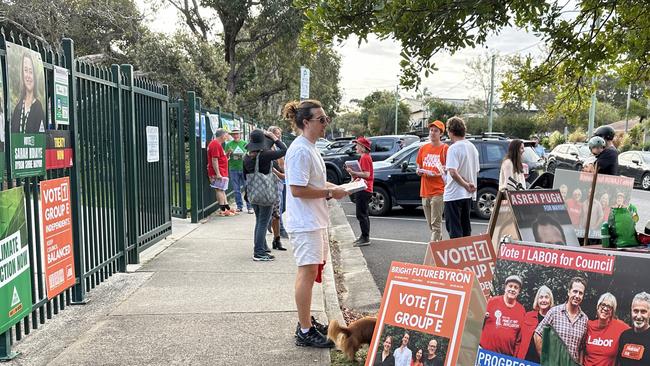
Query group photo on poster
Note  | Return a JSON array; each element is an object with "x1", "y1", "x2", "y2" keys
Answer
[
  {"x1": 372, "y1": 324, "x2": 449, "y2": 366},
  {"x1": 477, "y1": 242, "x2": 650, "y2": 366},
  {"x1": 6, "y1": 42, "x2": 47, "y2": 178},
  {"x1": 553, "y1": 169, "x2": 635, "y2": 239}
]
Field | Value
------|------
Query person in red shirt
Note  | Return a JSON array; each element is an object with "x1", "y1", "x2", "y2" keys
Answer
[
  {"x1": 346, "y1": 136, "x2": 374, "y2": 246},
  {"x1": 479, "y1": 275, "x2": 526, "y2": 356},
  {"x1": 207, "y1": 128, "x2": 235, "y2": 216},
  {"x1": 584, "y1": 293, "x2": 630, "y2": 366},
  {"x1": 566, "y1": 188, "x2": 583, "y2": 226},
  {"x1": 416, "y1": 120, "x2": 448, "y2": 242}
]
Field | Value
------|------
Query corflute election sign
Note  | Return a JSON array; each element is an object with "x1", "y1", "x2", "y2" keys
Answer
[{"x1": 366, "y1": 261, "x2": 486, "y2": 366}]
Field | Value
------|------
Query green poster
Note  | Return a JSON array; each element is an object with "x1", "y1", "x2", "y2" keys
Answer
[
  {"x1": 6, "y1": 42, "x2": 46, "y2": 179},
  {"x1": 0, "y1": 187, "x2": 32, "y2": 334},
  {"x1": 53, "y1": 66, "x2": 69, "y2": 126},
  {"x1": 0, "y1": 67, "x2": 5, "y2": 182}
]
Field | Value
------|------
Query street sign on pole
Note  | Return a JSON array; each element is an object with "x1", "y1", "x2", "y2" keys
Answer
[{"x1": 300, "y1": 66, "x2": 310, "y2": 100}]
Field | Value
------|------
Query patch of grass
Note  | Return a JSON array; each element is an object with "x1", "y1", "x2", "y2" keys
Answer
[{"x1": 330, "y1": 346, "x2": 369, "y2": 365}]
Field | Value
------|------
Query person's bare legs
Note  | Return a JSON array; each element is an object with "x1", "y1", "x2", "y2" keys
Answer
[
  {"x1": 295, "y1": 264, "x2": 319, "y2": 329},
  {"x1": 271, "y1": 217, "x2": 280, "y2": 238},
  {"x1": 216, "y1": 189, "x2": 227, "y2": 205}
]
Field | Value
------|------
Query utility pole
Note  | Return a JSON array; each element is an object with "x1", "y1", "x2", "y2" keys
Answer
[
  {"x1": 588, "y1": 76, "x2": 597, "y2": 136},
  {"x1": 625, "y1": 83, "x2": 632, "y2": 133},
  {"x1": 487, "y1": 54, "x2": 496, "y2": 133},
  {"x1": 587, "y1": 18, "x2": 600, "y2": 137},
  {"x1": 394, "y1": 85, "x2": 399, "y2": 135}
]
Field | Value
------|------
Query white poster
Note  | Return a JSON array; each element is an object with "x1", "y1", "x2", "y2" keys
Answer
[
  {"x1": 201, "y1": 115, "x2": 206, "y2": 149},
  {"x1": 53, "y1": 66, "x2": 69, "y2": 126},
  {"x1": 146, "y1": 126, "x2": 159, "y2": 162},
  {"x1": 300, "y1": 66, "x2": 310, "y2": 100}
]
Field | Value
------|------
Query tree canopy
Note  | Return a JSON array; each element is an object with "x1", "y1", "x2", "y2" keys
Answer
[{"x1": 296, "y1": 0, "x2": 650, "y2": 108}]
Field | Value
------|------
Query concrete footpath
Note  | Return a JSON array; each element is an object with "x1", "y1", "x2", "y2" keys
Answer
[{"x1": 8, "y1": 205, "x2": 346, "y2": 366}]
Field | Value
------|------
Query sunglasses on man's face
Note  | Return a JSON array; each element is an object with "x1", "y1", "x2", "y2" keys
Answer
[{"x1": 309, "y1": 115, "x2": 331, "y2": 124}]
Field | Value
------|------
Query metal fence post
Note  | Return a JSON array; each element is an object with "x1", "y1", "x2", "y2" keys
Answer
[
  {"x1": 111, "y1": 64, "x2": 128, "y2": 272},
  {"x1": 187, "y1": 92, "x2": 199, "y2": 223},
  {"x1": 161, "y1": 85, "x2": 171, "y2": 222},
  {"x1": 120, "y1": 64, "x2": 140, "y2": 264},
  {"x1": 177, "y1": 99, "x2": 188, "y2": 218},
  {"x1": 62, "y1": 38, "x2": 88, "y2": 305},
  {"x1": 195, "y1": 97, "x2": 204, "y2": 220}
]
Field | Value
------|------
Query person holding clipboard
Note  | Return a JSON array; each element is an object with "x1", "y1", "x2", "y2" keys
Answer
[{"x1": 346, "y1": 136, "x2": 374, "y2": 246}]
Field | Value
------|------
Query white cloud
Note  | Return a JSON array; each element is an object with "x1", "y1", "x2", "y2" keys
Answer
[{"x1": 337, "y1": 28, "x2": 545, "y2": 104}]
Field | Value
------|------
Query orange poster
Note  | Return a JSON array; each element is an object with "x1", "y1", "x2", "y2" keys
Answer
[
  {"x1": 366, "y1": 261, "x2": 484, "y2": 366},
  {"x1": 40, "y1": 177, "x2": 75, "y2": 299},
  {"x1": 423, "y1": 234, "x2": 497, "y2": 298}
]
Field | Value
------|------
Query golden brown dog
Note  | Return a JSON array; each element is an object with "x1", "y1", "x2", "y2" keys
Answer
[{"x1": 327, "y1": 316, "x2": 377, "y2": 361}]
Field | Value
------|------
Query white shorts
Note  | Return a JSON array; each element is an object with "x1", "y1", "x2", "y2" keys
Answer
[{"x1": 289, "y1": 228, "x2": 329, "y2": 266}]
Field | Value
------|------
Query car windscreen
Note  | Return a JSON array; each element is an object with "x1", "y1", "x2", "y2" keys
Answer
[
  {"x1": 384, "y1": 142, "x2": 422, "y2": 163},
  {"x1": 578, "y1": 145, "x2": 592, "y2": 157},
  {"x1": 643, "y1": 153, "x2": 650, "y2": 164},
  {"x1": 522, "y1": 146, "x2": 540, "y2": 163}
]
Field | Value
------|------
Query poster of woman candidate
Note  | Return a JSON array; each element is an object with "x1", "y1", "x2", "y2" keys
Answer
[{"x1": 6, "y1": 42, "x2": 46, "y2": 178}]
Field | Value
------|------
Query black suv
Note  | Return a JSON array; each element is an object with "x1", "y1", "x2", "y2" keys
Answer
[
  {"x1": 545, "y1": 143, "x2": 591, "y2": 173},
  {"x1": 324, "y1": 135, "x2": 419, "y2": 184},
  {"x1": 368, "y1": 138, "x2": 543, "y2": 219}
]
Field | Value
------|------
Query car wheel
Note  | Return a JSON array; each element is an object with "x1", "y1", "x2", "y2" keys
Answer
[
  {"x1": 475, "y1": 187, "x2": 497, "y2": 220},
  {"x1": 546, "y1": 161, "x2": 556, "y2": 174},
  {"x1": 642, "y1": 173, "x2": 650, "y2": 190},
  {"x1": 575, "y1": 163, "x2": 583, "y2": 171},
  {"x1": 369, "y1": 187, "x2": 391, "y2": 216},
  {"x1": 326, "y1": 168, "x2": 340, "y2": 185}
]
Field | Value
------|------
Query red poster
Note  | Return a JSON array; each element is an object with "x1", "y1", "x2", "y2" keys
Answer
[
  {"x1": 424, "y1": 234, "x2": 497, "y2": 298},
  {"x1": 366, "y1": 262, "x2": 484, "y2": 366},
  {"x1": 40, "y1": 177, "x2": 75, "y2": 299}
]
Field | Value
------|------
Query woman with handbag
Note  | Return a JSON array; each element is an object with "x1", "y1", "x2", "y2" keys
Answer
[{"x1": 243, "y1": 129, "x2": 287, "y2": 261}]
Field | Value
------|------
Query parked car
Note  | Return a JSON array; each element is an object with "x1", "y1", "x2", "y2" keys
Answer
[
  {"x1": 323, "y1": 135, "x2": 420, "y2": 184},
  {"x1": 315, "y1": 138, "x2": 330, "y2": 152},
  {"x1": 321, "y1": 137, "x2": 355, "y2": 155},
  {"x1": 366, "y1": 138, "x2": 543, "y2": 219},
  {"x1": 545, "y1": 143, "x2": 591, "y2": 173},
  {"x1": 619, "y1": 150, "x2": 650, "y2": 190}
]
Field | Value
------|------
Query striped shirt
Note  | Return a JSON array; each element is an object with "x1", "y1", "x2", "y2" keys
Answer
[{"x1": 535, "y1": 303, "x2": 588, "y2": 363}]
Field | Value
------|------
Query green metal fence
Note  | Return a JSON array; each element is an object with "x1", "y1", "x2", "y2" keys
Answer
[{"x1": 0, "y1": 29, "x2": 172, "y2": 359}]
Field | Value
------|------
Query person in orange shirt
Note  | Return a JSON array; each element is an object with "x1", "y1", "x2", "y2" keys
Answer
[{"x1": 416, "y1": 120, "x2": 449, "y2": 242}]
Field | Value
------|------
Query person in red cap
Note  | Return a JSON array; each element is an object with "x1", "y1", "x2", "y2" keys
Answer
[
  {"x1": 346, "y1": 136, "x2": 374, "y2": 246},
  {"x1": 416, "y1": 120, "x2": 449, "y2": 242}
]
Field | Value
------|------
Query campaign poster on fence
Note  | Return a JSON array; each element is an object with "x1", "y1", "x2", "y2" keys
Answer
[
  {"x1": 553, "y1": 169, "x2": 634, "y2": 239},
  {"x1": 45, "y1": 130, "x2": 73, "y2": 169},
  {"x1": 0, "y1": 187, "x2": 33, "y2": 334},
  {"x1": 0, "y1": 68, "x2": 5, "y2": 181},
  {"x1": 40, "y1": 177, "x2": 75, "y2": 299},
  {"x1": 366, "y1": 262, "x2": 486, "y2": 366},
  {"x1": 200, "y1": 114, "x2": 206, "y2": 149},
  {"x1": 476, "y1": 241, "x2": 650, "y2": 366},
  {"x1": 6, "y1": 42, "x2": 46, "y2": 179},
  {"x1": 423, "y1": 234, "x2": 497, "y2": 299},
  {"x1": 507, "y1": 189, "x2": 580, "y2": 247},
  {"x1": 207, "y1": 113, "x2": 219, "y2": 135},
  {"x1": 53, "y1": 66, "x2": 69, "y2": 126}
]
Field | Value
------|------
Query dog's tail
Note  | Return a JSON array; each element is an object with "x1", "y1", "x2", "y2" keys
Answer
[{"x1": 327, "y1": 319, "x2": 351, "y2": 343}]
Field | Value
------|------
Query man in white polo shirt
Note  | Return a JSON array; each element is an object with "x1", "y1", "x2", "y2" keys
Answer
[{"x1": 282, "y1": 99, "x2": 348, "y2": 349}]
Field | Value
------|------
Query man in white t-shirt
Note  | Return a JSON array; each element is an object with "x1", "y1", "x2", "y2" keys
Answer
[
  {"x1": 443, "y1": 117, "x2": 479, "y2": 238},
  {"x1": 282, "y1": 99, "x2": 348, "y2": 349},
  {"x1": 393, "y1": 332, "x2": 413, "y2": 366}
]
